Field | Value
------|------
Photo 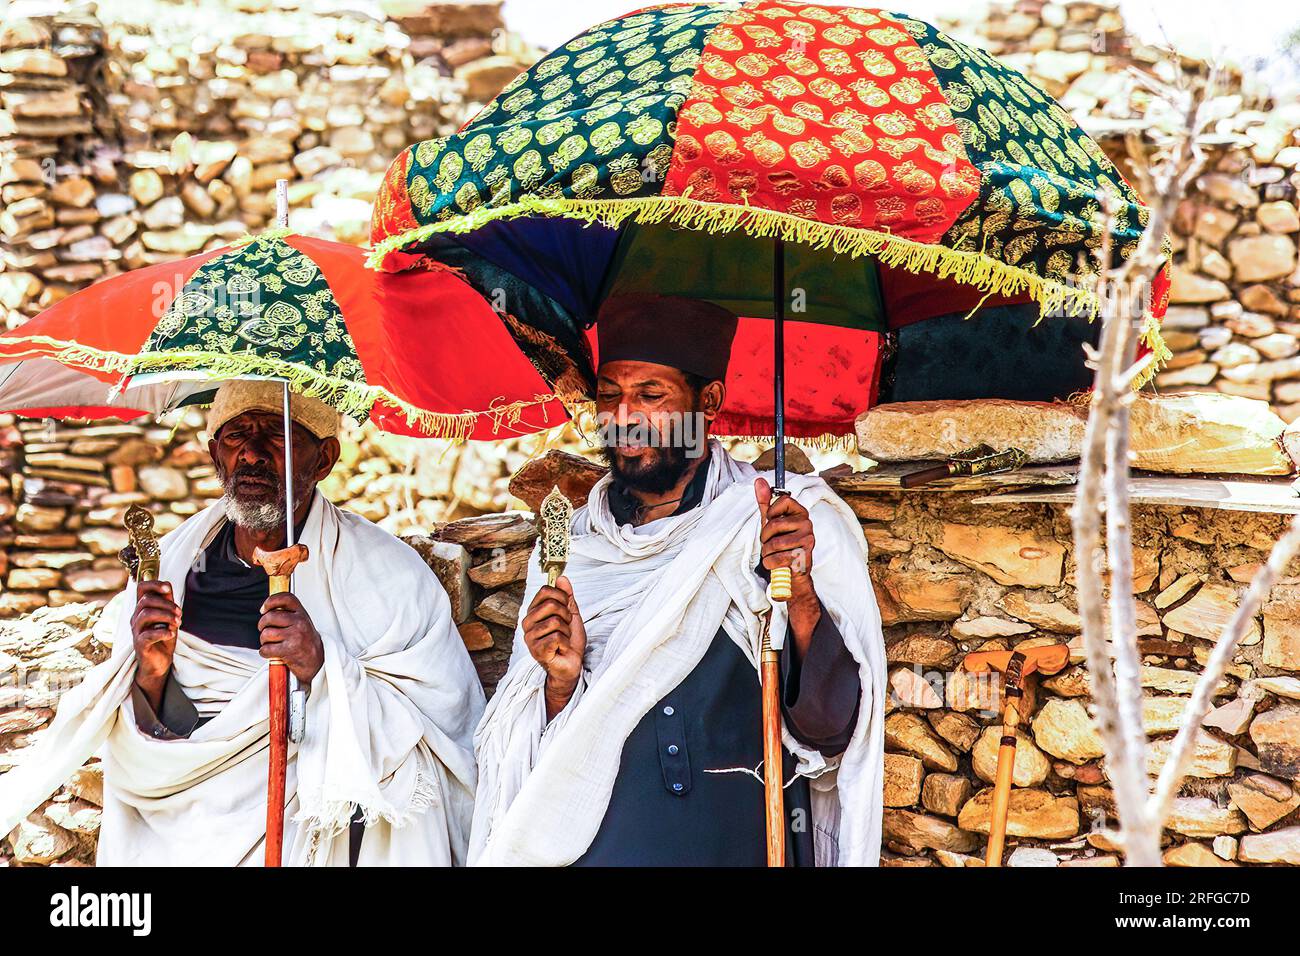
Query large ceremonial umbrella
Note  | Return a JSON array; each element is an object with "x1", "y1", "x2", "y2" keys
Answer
[
  {"x1": 369, "y1": 1, "x2": 1169, "y2": 441},
  {"x1": 368, "y1": 0, "x2": 1171, "y2": 865}
]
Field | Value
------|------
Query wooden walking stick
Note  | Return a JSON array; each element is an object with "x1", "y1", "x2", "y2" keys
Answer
[
  {"x1": 962, "y1": 645, "x2": 1069, "y2": 866},
  {"x1": 763, "y1": 238, "x2": 790, "y2": 868},
  {"x1": 760, "y1": 616, "x2": 785, "y2": 867},
  {"x1": 252, "y1": 542, "x2": 309, "y2": 867}
]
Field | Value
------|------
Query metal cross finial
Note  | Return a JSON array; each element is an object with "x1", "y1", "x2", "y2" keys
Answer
[{"x1": 538, "y1": 485, "x2": 573, "y2": 586}]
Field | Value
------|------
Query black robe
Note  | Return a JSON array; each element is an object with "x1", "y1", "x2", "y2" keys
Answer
[{"x1": 573, "y1": 462, "x2": 861, "y2": 866}]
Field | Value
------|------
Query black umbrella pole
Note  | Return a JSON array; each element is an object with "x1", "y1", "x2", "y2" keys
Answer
[
  {"x1": 770, "y1": 238, "x2": 792, "y2": 603},
  {"x1": 773, "y1": 238, "x2": 786, "y2": 492}
]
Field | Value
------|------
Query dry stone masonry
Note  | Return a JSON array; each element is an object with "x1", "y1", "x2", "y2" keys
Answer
[{"x1": 1, "y1": 0, "x2": 527, "y2": 301}]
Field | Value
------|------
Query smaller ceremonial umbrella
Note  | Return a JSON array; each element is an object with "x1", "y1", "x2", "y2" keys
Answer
[{"x1": 0, "y1": 187, "x2": 563, "y2": 864}]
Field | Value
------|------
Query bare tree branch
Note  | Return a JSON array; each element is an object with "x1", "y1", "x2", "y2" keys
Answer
[{"x1": 1071, "y1": 63, "x2": 1214, "y2": 866}]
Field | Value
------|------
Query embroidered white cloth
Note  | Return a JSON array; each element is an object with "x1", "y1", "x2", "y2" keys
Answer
[
  {"x1": 469, "y1": 440, "x2": 885, "y2": 866},
  {"x1": 0, "y1": 492, "x2": 484, "y2": 866}
]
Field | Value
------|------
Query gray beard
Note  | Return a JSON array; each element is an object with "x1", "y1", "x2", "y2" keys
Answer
[{"x1": 220, "y1": 494, "x2": 284, "y2": 534}]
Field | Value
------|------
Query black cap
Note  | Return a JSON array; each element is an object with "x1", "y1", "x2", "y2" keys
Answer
[{"x1": 596, "y1": 293, "x2": 739, "y2": 382}]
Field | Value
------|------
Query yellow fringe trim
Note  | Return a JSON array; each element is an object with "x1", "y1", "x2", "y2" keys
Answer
[
  {"x1": 367, "y1": 192, "x2": 1168, "y2": 387},
  {"x1": 232, "y1": 226, "x2": 293, "y2": 247},
  {"x1": 1136, "y1": 313, "x2": 1171, "y2": 388},
  {"x1": 719, "y1": 432, "x2": 859, "y2": 453},
  {"x1": 0, "y1": 334, "x2": 561, "y2": 442}
]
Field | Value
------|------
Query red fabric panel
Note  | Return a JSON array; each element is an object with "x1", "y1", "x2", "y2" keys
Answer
[
  {"x1": 368, "y1": 149, "x2": 420, "y2": 271},
  {"x1": 663, "y1": 2, "x2": 979, "y2": 242},
  {"x1": 0, "y1": 248, "x2": 219, "y2": 381},
  {"x1": 5, "y1": 405, "x2": 148, "y2": 422},
  {"x1": 1151, "y1": 259, "x2": 1170, "y2": 320},
  {"x1": 298, "y1": 235, "x2": 567, "y2": 440},
  {"x1": 585, "y1": 315, "x2": 880, "y2": 439}
]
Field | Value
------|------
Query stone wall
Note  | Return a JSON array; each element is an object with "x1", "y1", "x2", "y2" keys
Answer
[
  {"x1": 947, "y1": 1, "x2": 1300, "y2": 418},
  {"x1": 0, "y1": 0, "x2": 524, "y2": 299}
]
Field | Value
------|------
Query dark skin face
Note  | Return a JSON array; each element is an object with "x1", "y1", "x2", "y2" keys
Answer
[
  {"x1": 131, "y1": 410, "x2": 340, "y2": 712},
  {"x1": 524, "y1": 359, "x2": 822, "y2": 721},
  {"x1": 594, "y1": 359, "x2": 723, "y2": 518},
  {"x1": 206, "y1": 409, "x2": 340, "y2": 561}
]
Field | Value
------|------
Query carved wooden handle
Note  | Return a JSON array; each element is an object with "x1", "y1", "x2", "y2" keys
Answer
[
  {"x1": 769, "y1": 567, "x2": 792, "y2": 602},
  {"x1": 252, "y1": 543, "x2": 309, "y2": 590}
]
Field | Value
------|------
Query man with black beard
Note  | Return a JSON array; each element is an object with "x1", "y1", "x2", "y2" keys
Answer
[{"x1": 470, "y1": 295, "x2": 885, "y2": 866}]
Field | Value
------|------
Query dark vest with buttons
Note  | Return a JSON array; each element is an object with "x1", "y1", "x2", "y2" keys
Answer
[{"x1": 573, "y1": 461, "x2": 821, "y2": 867}]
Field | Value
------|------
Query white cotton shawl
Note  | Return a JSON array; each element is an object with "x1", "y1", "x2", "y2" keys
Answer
[
  {"x1": 0, "y1": 492, "x2": 485, "y2": 866},
  {"x1": 470, "y1": 440, "x2": 885, "y2": 866}
]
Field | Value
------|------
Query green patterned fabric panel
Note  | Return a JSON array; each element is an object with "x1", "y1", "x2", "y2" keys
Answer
[
  {"x1": 143, "y1": 236, "x2": 364, "y2": 383},
  {"x1": 893, "y1": 13, "x2": 1151, "y2": 286},
  {"x1": 402, "y1": 3, "x2": 741, "y2": 222}
]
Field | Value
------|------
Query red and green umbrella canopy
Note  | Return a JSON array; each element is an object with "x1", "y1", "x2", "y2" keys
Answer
[
  {"x1": 370, "y1": 2, "x2": 1170, "y2": 438},
  {"x1": 0, "y1": 231, "x2": 565, "y2": 440}
]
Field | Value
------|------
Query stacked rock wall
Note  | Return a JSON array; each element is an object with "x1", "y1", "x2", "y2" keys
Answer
[{"x1": 0, "y1": 0, "x2": 520, "y2": 302}]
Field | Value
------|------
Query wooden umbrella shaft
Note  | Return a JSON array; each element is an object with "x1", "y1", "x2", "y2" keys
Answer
[
  {"x1": 265, "y1": 572, "x2": 290, "y2": 867},
  {"x1": 761, "y1": 630, "x2": 785, "y2": 867}
]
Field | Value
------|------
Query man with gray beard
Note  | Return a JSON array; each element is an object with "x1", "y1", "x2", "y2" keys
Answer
[{"x1": 0, "y1": 379, "x2": 484, "y2": 865}]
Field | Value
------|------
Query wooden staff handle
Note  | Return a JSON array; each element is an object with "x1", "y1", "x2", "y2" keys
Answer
[
  {"x1": 265, "y1": 568, "x2": 290, "y2": 868},
  {"x1": 266, "y1": 665, "x2": 289, "y2": 867},
  {"x1": 961, "y1": 646, "x2": 1067, "y2": 866},
  {"x1": 761, "y1": 630, "x2": 785, "y2": 867},
  {"x1": 900, "y1": 464, "x2": 952, "y2": 488},
  {"x1": 769, "y1": 567, "x2": 792, "y2": 602}
]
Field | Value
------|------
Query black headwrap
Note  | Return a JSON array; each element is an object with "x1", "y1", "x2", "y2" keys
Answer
[{"x1": 596, "y1": 293, "x2": 739, "y2": 382}]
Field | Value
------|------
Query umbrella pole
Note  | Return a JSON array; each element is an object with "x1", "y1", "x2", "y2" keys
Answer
[
  {"x1": 762, "y1": 238, "x2": 788, "y2": 867},
  {"x1": 276, "y1": 180, "x2": 307, "y2": 751}
]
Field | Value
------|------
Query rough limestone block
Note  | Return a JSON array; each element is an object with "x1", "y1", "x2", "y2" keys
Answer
[
  {"x1": 855, "y1": 400, "x2": 1085, "y2": 463},
  {"x1": 1130, "y1": 393, "x2": 1292, "y2": 475}
]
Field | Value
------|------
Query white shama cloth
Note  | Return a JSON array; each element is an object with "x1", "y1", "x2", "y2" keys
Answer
[
  {"x1": 0, "y1": 492, "x2": 485, "y2": 866},
  {"x1": 470, "y1": 440, "x2": 885, "y2": 866}
]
